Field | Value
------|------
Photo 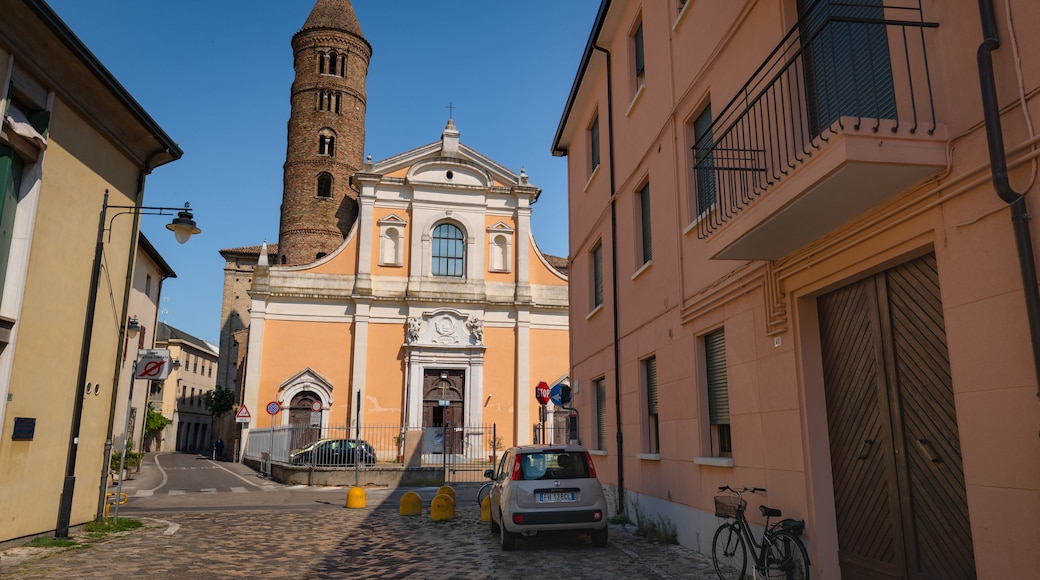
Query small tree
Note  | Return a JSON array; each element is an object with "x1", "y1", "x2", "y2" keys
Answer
[{"x1": 202, "y1": 386, "x2": 235, "y2": 418}]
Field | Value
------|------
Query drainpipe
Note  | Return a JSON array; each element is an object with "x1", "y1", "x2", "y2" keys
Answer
[
  {"x1": 977, "y1": 0, "x2": 1040, "y2": 403},
  {"x1": 593, "y1": 44, "x2": 625, "y2": 515}
]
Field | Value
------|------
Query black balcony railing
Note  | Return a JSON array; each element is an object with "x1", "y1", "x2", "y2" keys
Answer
[{"x1": 693, "y1": 0, "x2": 938, "y2": 238}]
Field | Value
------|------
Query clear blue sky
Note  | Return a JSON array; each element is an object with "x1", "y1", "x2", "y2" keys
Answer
[{"x1": 45, "y1": 0, "x2": 599, "y2": 344}]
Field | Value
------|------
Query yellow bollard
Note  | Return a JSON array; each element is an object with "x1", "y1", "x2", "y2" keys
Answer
[
  {"x1": 480, "y1": 495, "x2": 491, "y2": 522},
  {"x1": 436, "y1": 485, "x2": 455, "y2": 502},
  {"x1": 399, "y1": 491, "x2": 423, "y2": 516},
  {"x1": 346, "y1": 486, "x2": 366, "y2": 509},
  {"x1": 430, "y1": 493, "x2": 456, "y2": 521}
]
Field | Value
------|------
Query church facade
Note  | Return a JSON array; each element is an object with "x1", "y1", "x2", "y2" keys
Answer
[{"x1": 232, "y1": 0, "x2": 569, "y2": 457}]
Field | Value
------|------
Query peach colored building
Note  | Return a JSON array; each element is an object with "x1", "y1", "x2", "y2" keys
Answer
[
  {"x1": 241, "y1": 120, "x2": 569, "y2": 458},
  {"x1": 553, "y1": 1, "x2": 1038, "y2": 578}
]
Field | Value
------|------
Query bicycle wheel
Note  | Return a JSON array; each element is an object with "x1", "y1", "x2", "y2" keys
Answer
[
  {"x1": 763, "y1": 529, "x2": 810, "y2": 580},
  {"x1": 477, "y1": 482, "x2": 492, "y2": 508},
  {"x1": 711, "y1": 523, "x2": 747, "y2": 580}
]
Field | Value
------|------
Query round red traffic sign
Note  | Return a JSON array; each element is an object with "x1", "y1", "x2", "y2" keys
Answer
[
  {"x1": 266, "y1": 401, "x2": 281, "y2": 415},
  {"x1": 534, "y1": 381, "x2": 550, "y2": 405},
  {"x1": 310, "y1": 400, "x2": 322, "y2": 412}
]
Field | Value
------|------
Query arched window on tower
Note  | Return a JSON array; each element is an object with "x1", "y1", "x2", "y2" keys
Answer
[
  {"x1": 316, "y1": 173, "x2": 333, "y2": 198},
  {"x1": 317, "y1": 51, "x2": 327, "y2": 75},
  {"x1": 318, "y1": 130, "x2": 336, "y2": 157},
  {"x1": 432, "y1": 222, "x2": 465, "y2": 277},
  {"x1": 334, "y1": 92, "x2": 341, "y2": 114},
  {"x1": 327, "y1": 51, "x2": 339, "y2": 76},
  {"x1": 338, "y1": 54, "x2": 347, "y2": 77}
]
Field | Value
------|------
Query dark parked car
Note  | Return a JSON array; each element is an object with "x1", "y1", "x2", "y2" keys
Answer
[{"x1": 289, "y1": 438, "x2": 376, "y2": 466}]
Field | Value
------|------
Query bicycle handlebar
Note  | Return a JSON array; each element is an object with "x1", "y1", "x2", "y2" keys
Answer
[{"x1": 717, "y1": 485, "x2": 767, "y2": 494}]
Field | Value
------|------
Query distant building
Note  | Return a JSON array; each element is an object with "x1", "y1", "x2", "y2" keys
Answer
[
  {"x1": 154, "y1": 322, "x2": 219, "y2": 453},
  {"x1": 553, "y1": 1, "x2": 1039, "y2": 578},
  {"x1": 114, "y1": 235, "x2": 176, "y2": 458},
  {"x1": 0, "y1": 0, "x2": 181, "y2": 542}
]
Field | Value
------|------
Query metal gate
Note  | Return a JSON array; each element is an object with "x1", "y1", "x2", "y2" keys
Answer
[{"x1": 442, "y1": 424, "x2": 496, "y2": 484}]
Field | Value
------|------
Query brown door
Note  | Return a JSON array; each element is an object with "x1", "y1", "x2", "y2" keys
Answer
[
  {"x1": 422, "y1": 369, "x2": 465, "y2": 452},
  {"x1": 818, "y1": 254, "x2": 975, "y2": 580}
]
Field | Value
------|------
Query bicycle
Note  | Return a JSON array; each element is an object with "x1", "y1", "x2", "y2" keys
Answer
[
  {"x1": 477, "y1": 480, "x2": 493, "y2": 508},
  {"x1": 711, "y1": 486, "x2": 810, "y2": 580}
]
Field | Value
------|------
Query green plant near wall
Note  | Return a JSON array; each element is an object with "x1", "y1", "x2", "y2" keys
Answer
[
  {"x1": 144, "y1": 402, "x2": 171, "y2": 436},
  {"x1": 110, "y1": 440, "x2": 141, "y2": 471}
]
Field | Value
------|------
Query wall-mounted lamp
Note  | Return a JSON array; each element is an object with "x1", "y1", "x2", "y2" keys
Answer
[{"x1": 126, "y1": 316, "x2": 141, "y2": 339}]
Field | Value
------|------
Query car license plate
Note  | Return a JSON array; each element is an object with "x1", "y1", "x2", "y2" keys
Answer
[{"x1": 538, "y1": 492, "x2": 576, "y2": 503}]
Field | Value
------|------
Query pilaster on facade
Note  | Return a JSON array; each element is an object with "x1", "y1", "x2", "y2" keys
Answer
[
  {"x1": 514, "y1": 305, "x2": 532, "y2": 445},
  {"x1": 349, "y1": 299, "x2": 371, "y2": 429}
]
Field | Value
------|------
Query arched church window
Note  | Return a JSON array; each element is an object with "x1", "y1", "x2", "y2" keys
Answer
[
  {"x1": 317, "y1": 173, "x2": 333, "y2": 198},
  {"x1": 432, "y1": 223, "x2": 464, "y2": 277},
  {"x1": 318, "y1": 51, "x2": 327, "y2": 75}
]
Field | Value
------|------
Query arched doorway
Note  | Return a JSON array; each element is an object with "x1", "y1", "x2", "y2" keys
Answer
[
  {"x1": 288, "y1": 391, "x2": 321, "y2": 450},
  {"x1": 423, "y1": 369, "x2": 465, "y2": 453}
]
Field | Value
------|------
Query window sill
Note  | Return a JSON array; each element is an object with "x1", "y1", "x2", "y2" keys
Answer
[
  {"x1": 589, "y1": 450, "x2": 608, "y2": 456},
  {"x1": 631, "y1": 260, "x2": 652, "y2": 281},
  {"x1": 636, "y1": 453, "x2": 661, "y2": 461},
  {"x1": 584, "y1": 164, "x2": 600, "y2": 193},
  {"x1": 586, "y1": 304, "x2": 604, "y2": 320},
  {"x1": 694, "y1": 456, "x2": 734, "y2": 467},
  {"x1": 625, "y1": 83, "x2": 646, "y2": 118}
]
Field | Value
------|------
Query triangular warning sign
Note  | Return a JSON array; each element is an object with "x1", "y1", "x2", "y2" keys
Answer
[{"x1": 235, "y1": 405, "x2": 251, "y2": 419}]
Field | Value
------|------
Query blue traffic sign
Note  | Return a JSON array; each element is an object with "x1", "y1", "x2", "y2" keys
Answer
[{"x1": 549, "y1": 384, "x2": 572, "y2": 406}]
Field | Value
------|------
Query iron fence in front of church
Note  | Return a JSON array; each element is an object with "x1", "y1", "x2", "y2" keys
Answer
[{"x1": 243, "y1": 423, "x2": 501, "y2": 479}]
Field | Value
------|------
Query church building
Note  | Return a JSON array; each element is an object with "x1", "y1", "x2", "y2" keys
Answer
[{"x1": 227, "y1": 0, "x2": 569, "y2": 457}]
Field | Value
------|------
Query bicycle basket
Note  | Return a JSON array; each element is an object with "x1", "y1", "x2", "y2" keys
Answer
[{"x1": 714, "y1": 495, "x2": 746, "y2": 518}]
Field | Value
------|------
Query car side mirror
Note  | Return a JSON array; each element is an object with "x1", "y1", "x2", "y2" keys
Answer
[{"x1": 483, "y1": 469, "x2": 495, "y2": 480}]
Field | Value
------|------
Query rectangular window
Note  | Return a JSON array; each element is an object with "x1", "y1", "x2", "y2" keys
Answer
[
  {"x1": 705, "y1": 328, "x2": 732, "y2": 456},
  {"x1": 589, "y1": 115, "x2": 600, "y2": 173},
  {"x1": 145, "y1": 274, "x2": 152, "y2": 298},
  {"x1": 638, "y1": 182, "x2": 652, "y2": 265},
  {"x1": 595, "y1": 377, "x2": 607, "y2": 450},
  {"x1": 591, "y1": 242, "x2": 604, "y2": 309},
  {"x1": 633, "y1": 21, "x2": 645, "y2": 87},
  {"x1": 644, "y1": 356, "x2": 659, "y2": 454},
  {"x1": 692, "y1": 104, "x2": 716, "y2": 217}
]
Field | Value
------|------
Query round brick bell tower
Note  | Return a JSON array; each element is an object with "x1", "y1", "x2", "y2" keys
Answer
[{"x1": 279, "y1": 0, "x2": 371, "y2": 265}]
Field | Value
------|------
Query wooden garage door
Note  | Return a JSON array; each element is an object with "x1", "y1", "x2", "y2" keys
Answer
[{"x1": 818, "y1": 254, "x2": 975, "y2": 580}]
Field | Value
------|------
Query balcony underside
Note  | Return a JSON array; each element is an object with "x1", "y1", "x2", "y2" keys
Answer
[{"x1": 708, "y1": 119, "x2": 947, "y2": 261}]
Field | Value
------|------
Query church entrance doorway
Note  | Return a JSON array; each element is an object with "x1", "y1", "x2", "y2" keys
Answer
[
  {"x1": 288, "y1": 391, "x2": 321, "y2": 450},
  {"x1": 422, "y1": 369, "x2": 465, "y2": 453}
]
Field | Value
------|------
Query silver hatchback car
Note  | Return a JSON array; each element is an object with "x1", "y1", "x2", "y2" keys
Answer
[{"x1": 485, "y1": 445, "x2": 609, "y2": 550}]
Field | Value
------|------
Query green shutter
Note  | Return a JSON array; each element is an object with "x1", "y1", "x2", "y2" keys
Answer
[
  {"x1": 645, "y1": 356, "x2": 658, "y2": 414},
  {"x1": 0, "y1": 146, "x2": 22, "y2": 305},
  {"x1": 706, "y1": 329, "x2": 729, "y2": 425},
  {"x1": 640, "y1": 183, "x2": 652, "y2": 263},
  {"x1": 596, "y1": 379, "x2": 607, "y2": 450}
]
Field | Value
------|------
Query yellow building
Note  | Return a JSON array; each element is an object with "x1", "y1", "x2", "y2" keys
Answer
[
  {"x1": 153, "y1": 322, "x2": 219, "y2": 454},
  {"x1": 0, "y1": 0, "x2": 181, "y2": 541},
  {"x1": 241, "y1": 120, "x2": 569, "y2": 459}
]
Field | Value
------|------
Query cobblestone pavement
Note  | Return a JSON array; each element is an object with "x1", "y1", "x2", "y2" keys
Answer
[{"x1": 1, "y1": 499, "x2": 719, "y2": 579}]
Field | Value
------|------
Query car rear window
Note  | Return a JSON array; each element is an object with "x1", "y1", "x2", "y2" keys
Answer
[{"x1": 518, "y1": 451, "x2": 588, "y2": 480}]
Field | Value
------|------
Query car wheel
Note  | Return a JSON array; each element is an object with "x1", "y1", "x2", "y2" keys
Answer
[
  {"x1": 499, "y1": 512, "x2": 516, "y2": 550},
  {"x1": 591, "y1": 526, "x2": 608, "y2": 547}
]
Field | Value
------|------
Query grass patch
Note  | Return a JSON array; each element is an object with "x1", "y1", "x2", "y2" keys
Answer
[
  {"x1": 608, "y1": 513, "x2": 633, "y2": 525},
  {"x1": 24, "y1": 536, "x2": 79, "y2": 549},
  {"x1": 82, "y1": 518, "x2": 143, "y2": 539},
  {"x1": 631, "y1": 501, "x2": 679, "y2": 545}
]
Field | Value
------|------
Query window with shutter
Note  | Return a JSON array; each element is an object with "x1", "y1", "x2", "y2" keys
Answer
[
  {"x1": 692, "y1": 105, "x2": 716, "y2": 217},
  {"x1": 589, "y1": 115, "x2": 600, "y2": 173},
  {"x1": 591, "y1": 242, "x2": 603, "y2": 309},
  {"x1": 595, "y1": 378, "x2": 607, "y2": 451},
  {"x1": 705, "y1": 329, "x2": 732, "y2": 455},
  {"x1": 639, "y1": 183, "x2": 652, "y2": 265},
  {"x1": 633, "y1": 21, "x2": 645, "y2": 87},
  {"x1": 644, "y1": 356, "x2": 659, "y2": 454}
]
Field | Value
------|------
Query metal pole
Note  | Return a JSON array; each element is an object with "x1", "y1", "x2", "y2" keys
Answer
[
  {"x1": 112, "y1": 359, "x2": 137, "y2": 522},
  {"x1": 56, "y1": 193, "x2": 109, "y2": 538},
  {"x1": 354, "y1": 391, "x2": 360, "y2": 487}
]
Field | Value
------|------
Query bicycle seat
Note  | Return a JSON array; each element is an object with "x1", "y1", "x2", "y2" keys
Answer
[{"x1": 759, "y1": 505, "x2": 782, "y2": 518}]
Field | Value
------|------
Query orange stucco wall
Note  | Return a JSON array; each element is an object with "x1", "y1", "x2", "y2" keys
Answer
[
  {"x1": 306, "y1": 230, "x2": 358, "y2": 276},
  {"x1": 480, "y1": 326, "x2": 518, "y2": 443},
  {"x1": 362, "y1": 322, "x2": 407, "y2": 424},
  {"x1": 258, "y1": 320, "x2": 354, "y2": 423}
]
